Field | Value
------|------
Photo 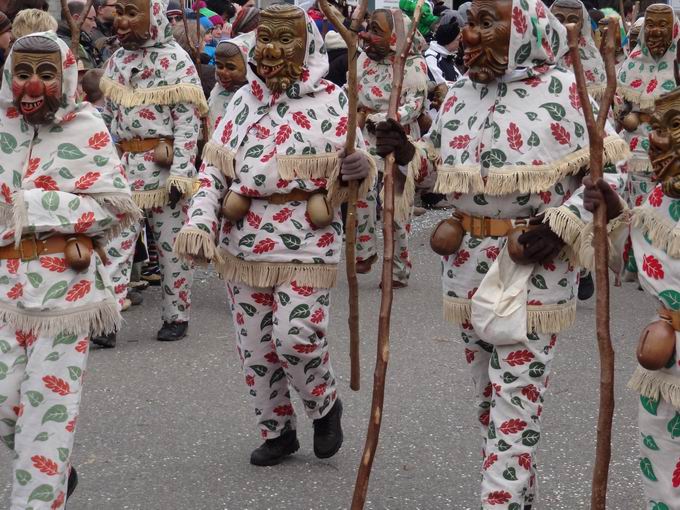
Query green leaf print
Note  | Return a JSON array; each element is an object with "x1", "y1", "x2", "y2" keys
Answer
[
  {"x1": 57, "y1": 143, "x2": 86, "y2": 159},
  {"x1": 515, "y1": 42, "x2": 532, "y2": 65},
  {"x1": 42, "y1": 281, "x2": 68, "y2": 305},
  {"x1": 283, "y1": 354, "x2": 300, "y2": 365},
  {"x1": 68, "y1": 197, "x2": 80, "y2": 210},
  {"x1": 12, "y1": 170, "x2": 21, "y2": 187},
  {"x1": 527, "y1": 132, "x2": 540, "y2": 147},
  {"x1": 509, "y1": 504, "x2": 522, "y2": 510},
  {"x1": 497, "y1": 439, "x2": 511, "y2": 451},
  {"x1": 0, "y1": 340, "x2": 8, "y2": 353},
  {"x1": 528, "y1": 362, "x2": 545, "y2": 378},
  {"x1": 26, "y1": 272, "x2": 42, "y2": 288},
  {"x1": 25, "y1": 391, "x2": 43, "y2": 407},
  {"x1": 511, "y1": 396, "x2": 524, "y2": 408},
  {"x1": 41, "y1": 191, "x2": 60, "y2": 211},
  {"x1": 531, "y1": 275, "x2": 548, "y2": 290},
  {"x1": 0, "y1": 132, "x2": 17, "y2": 154},
  {"x1": 34, "y1": 432, "x2": 49, "y2": 441},
  {"x1": 444, "y1": 119, "x2": 461, "y2": 131},
  {"x1": 659, "y1": 290, "x2": 680, "y2": 311},
  {"x1": 269, "y1": 367, "x2": 285, "y2": 387},
  {"x1": 503, "y1": 467, "x2": 518, "y2": 481},
  {"x1": 93, "y1": 155, "x2": 109, "y2": 167},
  {"x1": 0, "y1": 361, "x2": 7, "y2": 380},
  {"x1": 251, "y1": 365, "x2": 268, "y2": 376},
  {"x1": 289, "y1": 304, "x2": 311, "y2": 321},
  {"x1": 42, "y1": 404, "x2": 68, "y2": 424},
  {"x1": 521, "y1": 430, "x2": 540, "y2": 447},
  {"x1": 481, "y1": 149, "x2": 506, "y2": 168},
  {"x1": 490, "y1": 350, "x2": 500, "y2": 369},
  {"x1": 59, "y1": 167, "x2": 74, "y2": 179},
  {"x1": 58, "y1": 447, "x2": 69, "y2": 462},
  {"x1": 641, "y1": 395, "x2": 659, "y2": 416},
  {"x1": 15, "y1": 470, "x2": 31, "y2": 486},
  {"x1": 514, "y1": 89, "x2": 528, "y2": 99},
  {"x1": 304, "y1": 357, "x2": 321, "y2": 373},
  {"x1": 667, "y1": 412, "x2": 680, "y2": 438},
  {"x1": 321, "y1": 119, "x2": 332, "y2": 133},
  {"x1": 280, "y1": 234, "x2": 301, "y2": 251},
  {"x1": 539, "y1": 103, "x2": 566, "y2": 121},
  {"x1": 652, "y1": 502, "x2": 670, "y2": 510},
  {"x1": 548, "y1": 77, "x2": 563, "y2": 94},
  {"x1": 261, "y1": 419, "x2": 278, "y2": 431},
  {"x1": 238, "y1": 234, "x2": 256, "y2": 248},
  {"x1": 669, "y1": 201, "x2": 680, "y2": 222},
  {"x1": 28, "y1": 484, "x2": 54, "y2": 502},
  {"x1": 68, "y1": 366, "x2": 82, "y2": 381},
  {"x1": 640, "y1": 457, "x2": 657, "y2": 481},
  {"x1": 245, "y1": 145, "x2": 264, "y2": 159},
  {"x1": 235, "y1": 105, "x2": 249, "y2": 125},
  {"x1": 642, "y1": 434, "x2": 660, "y2": 451},
  {"x1": 502, "y1": 372, "x2": 518, "y2": 383}
]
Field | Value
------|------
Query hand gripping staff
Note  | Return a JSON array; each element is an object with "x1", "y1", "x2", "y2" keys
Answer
[
  {"x1": 351, "y1": 1, "x2": 425, "y2": 508},
  {"x1": 317, "y1": 0, "x2": 368, "y2": 392},
  {"x1": 567, "y1": 19, "x2": 617, "y2": 510}
]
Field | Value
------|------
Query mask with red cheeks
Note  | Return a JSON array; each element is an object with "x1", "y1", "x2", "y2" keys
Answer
[
  {"x1": 114, "y1": 0, "x2": 151, "y2": 50},
  {"x1": 359, "y1": 10, "x2": 393, "y2": 62},
  {"x1": 462, "y1": 0, "x2": 512, "y2": 84},
  {"x1": 11, "y1": 48, "x2": 62, "y2": 125},
  {"x1": 215, "y1": 42, "x2": 247, "y2": 92},
  {"x1": 644, "y1": 4, "x2": 674, "y2": 59}
]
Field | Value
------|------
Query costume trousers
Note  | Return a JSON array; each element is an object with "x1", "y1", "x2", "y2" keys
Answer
[
  {"x1": 104, "y1": 222, "x2": 139, "y2": 311},
  {"x1": 458, "y1": 324, "x2": 557, "y2": 509},
  {"x1": 226, "y1": 281, "x2": 338, "y2": 439},
  {"x1": 0, "y1": 324, "x2": 89, "y2": 510},
  {"x1": 638, "y1": 395, "x2": 680, "y2": 509},
  {"x1": 107, "y1": 199, "x2": 193, "y2": 323},
  {"x1": 355, "y1": 188, "x2": 412, "y2": 284}
]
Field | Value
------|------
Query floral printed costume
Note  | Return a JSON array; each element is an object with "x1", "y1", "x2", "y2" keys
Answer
[
  {"x1": 175, "y1": 8, "x2": 375, "y2": 439},
  {"x1": 411, "y1": 1, "x2": 628, "y2": 507},
  {"x1": 100, "y1": 0, "x2": 208, "y2": 329},
  {"x1": 354, "y1": 10, "x2": 428, "y2": 285},
  {"x1": 0, "y1": 33, "x2": 138, "y2": 509},
  {"x1": 627, "y1": 183, "x2": 680, "y2": 509},
  {"x1": 207, "y1": 33, "x2": 254, "y2": 137},
  {"x1": 617, "y1": 13, "x2": 680, "y2": 208}
]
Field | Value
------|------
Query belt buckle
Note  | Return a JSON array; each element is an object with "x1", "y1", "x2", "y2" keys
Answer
[
  {"x1": 471, "y1": 215, "x2": 488, "y2": 237},
  {"x1": 19, "y1": 237, "x2": 39, "y2": 261}
]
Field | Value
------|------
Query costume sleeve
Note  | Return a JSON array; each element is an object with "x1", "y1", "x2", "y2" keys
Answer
[
  {"x1": 542, "y1": 161, "x2": 630, "y2": 271},
  {"x1": 173, "y1": 162, "x2": 226, "y2": 263},
  {"x1": 101, "y1": 97, "x2": 114, "y2": 132},
  {"x1": 12, "y1": 189, "x2": 123, "y2": 243},
  {"x1": 167, "y1": 102, "x2": 201, "y2": 197},
  {"x1": 366, "y1": 67, "x2": 428, "y2": 127}
]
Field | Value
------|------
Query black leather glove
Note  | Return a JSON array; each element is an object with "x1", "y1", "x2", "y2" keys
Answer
[
  {"x1": 583, "y1": 176, "x2": 623, "y2": 221},
  {"x1": 168, "y1": 184, "x2": 183, "y2": 209},
  {"x1": 375, "y1": 118, "x2": 416, "y2": 166},
  {"x1": 517, "y1": 216, "x2": 565, "y2": 264}
]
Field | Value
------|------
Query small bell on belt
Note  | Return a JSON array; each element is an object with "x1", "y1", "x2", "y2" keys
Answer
[{"x1": 64, "y1": 237, "x2": 92, "y2": 272}]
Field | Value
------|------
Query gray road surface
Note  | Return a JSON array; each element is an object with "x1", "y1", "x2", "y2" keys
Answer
[{"x1": 0, "y1": 210, "x2": 651, "y2": 509}]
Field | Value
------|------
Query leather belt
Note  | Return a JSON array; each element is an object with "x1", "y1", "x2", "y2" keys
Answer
[
  {"x1": 267, "y1": 189, "x2": 317, "y2": 205},
  {"x1": 457, "y1": 212, "x2": 522, "y2": 238},
  {"x1": 0, "y1": 234, "x2": 94, "y2": 261},
  {"x1": 116, "y1": 137, "x2": 173, "y2": 154},
  {"x1": 659, "y1": 306, "x2": 680, "y2": 331}
]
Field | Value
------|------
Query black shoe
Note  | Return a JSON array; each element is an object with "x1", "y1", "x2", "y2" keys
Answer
[
  {"x1": 313, "y1": 399, "x2": 343, "y2": 459},
  {"x1": 66, "y1": 466, "x2": 78, "y2": 501},
  {"x1": 157, "y1": 321, "x2": 188, "y2": 341},
  {"x1": 91, "y1": 332, "x2": 116, "y2": 348},
  {"x1": 578, "y1": 272, "x2": 594, "y2": 301},
  {"x1": 250, "y1": 430, "x2": 300, "y2": 466}
]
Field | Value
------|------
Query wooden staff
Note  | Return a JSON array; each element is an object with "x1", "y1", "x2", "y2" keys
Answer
[
  {"x1": 317, "y1": 0, "x2": 368, "y2": 393},
  {"x1": 567, "y1": 19, "x2": 617, "y2": 510},
  {"x1": 350, "y1": 2, "x2": 424, "y2": 508},
  {"x1": 181, "y1": 0, "x2": 202, "y2": 67},
  {"x1": 60, "y1": 0, "x2": 94, "y2": 57}
]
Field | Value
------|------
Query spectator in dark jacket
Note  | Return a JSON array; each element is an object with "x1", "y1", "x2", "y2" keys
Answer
[{"x1": 325, "y1": 30, "x2": 348, "y2": 87}]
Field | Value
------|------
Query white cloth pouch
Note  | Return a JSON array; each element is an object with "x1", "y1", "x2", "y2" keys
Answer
[{"x1": 471, "y1": 244, "x2": 534, "y2": 346}]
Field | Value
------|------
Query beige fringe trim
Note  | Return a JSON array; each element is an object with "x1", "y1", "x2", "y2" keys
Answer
[
  {"x1": 11, "y1": 191, "x2": 28, "y2": 247},
  {"x1": 442, "y1": 296, "x2": 577, "y2": 334},
  {"x1": 626, "y1": 157, "x2": 653, "y2": 175},
  {"x1": 202, "y1": 141, "x2": 236, "y2": 179},
  {"x1": 629, "y1": 366, "x2": 680, "y2": 408},
  {"x1": 100, "y1": 77, "x2": 209, "y2": 115},
  {"x1": 277, "y1": 152, "x2": 340, "y2": 181},
  {"x1": 215, "y1": 248, "x2": 338, "y2": 289},
  {"x1": 633, "y1": 207, "x2": 680, "y2": 258},
  {"x1": 326, "y1": 149, "x2": 377, "y2": 207},
  {"x1": 617, "y1": 84, "x2": 659, "y2": 111},
  {"x1": 434, "y1": 136, "x2": 629, "y2": 195},
  {"x1": 0, "y1": 299, "x2": 120, "y2": 337},
  {"x1": 91, "y1": 192, "x2": 143, "y2": 238},
  {"x1": 167, "y1": 176, "x2": 199, "y2": 197},
  {"x1": 378, "y1": 152, "x2": 419, "y2": 223},
  {"x1": 589, "y1": 84, "x2": 606, "y2": 101},
  {"x1": 542, "y1": 206, "x2": 585, "y2": 266},
  {"x1": 133, "y1": 189, "x2": 168, "y2": 210},
  {"x1": 0, "y1": 202, "x2": 11, "y2": 225},
  {"x1": 173, "y1": 227, "x2": 221, "y2": 265}
]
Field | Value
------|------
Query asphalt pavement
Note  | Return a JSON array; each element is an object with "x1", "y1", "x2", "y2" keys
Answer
[{"x1": 0, "y1": 209, "x2": 652, "y2": 509}]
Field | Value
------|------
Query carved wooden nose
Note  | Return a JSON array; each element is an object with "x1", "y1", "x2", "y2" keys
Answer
[{"x1": 26, "y1": 78, "x2": 44, "y2": 97}]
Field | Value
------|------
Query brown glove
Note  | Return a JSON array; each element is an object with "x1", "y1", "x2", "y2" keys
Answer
[
  {"x1": 375, "y1": 118, "x2": 416, "y2": 166},
  {"x1": 583, "y1": 176, "x2": 623, "y2": 221},
  {"x1": 517, "y1": 216, "x2": 565, "y2": 264},
  {"x1": 168, "y1": 184, "x2": 183, "y2": 209},
  {"x1": 662, "y1": 175, "x2": 680, "y2": 198}
]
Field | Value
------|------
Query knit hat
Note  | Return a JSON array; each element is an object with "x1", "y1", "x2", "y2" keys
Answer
[
  {"x1": 200, "y1": 16, "x2": 213, "y2": 30},
  {"x1": 0, "y1": 12, "x2": 11, "y2": 34},
  {"x1": 324, "y1": 30, "x2": 346, "y2": 50},
  {"x1": 209, "y1": 14, "x2": 223, "y2": 26},
  {"x1": 435, "y1": 20, "x2": 459, "y2": 46},
  {"x1": 167, "y1": 1, "x2": 182, "y2": 18},
  {"x1": 230, "y1": 5, "x2": 259, "y2": 37}
]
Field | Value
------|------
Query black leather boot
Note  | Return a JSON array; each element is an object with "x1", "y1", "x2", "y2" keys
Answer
[
  {"x1": 250, "y1": 430, "x2": 299, "y2": 466},
  {"x1": 157, "y1": 321, "x2": 188, "y2": 341},
  {"x1": 91, "y1": 332, "x2": 116, "y2": 348},
  {"x1": 313, "y1": 399, "x2": 343, "y2": 459},
  {"x1": 66, "y1": 466, "x2": 78, "y2": 501}
]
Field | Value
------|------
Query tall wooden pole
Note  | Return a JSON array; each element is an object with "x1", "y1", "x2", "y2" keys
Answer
[
  {"x1": 567, "y1": 20, "x2": 617, "y2": 510},
  {"x1": 317, "y1": 0, "x2": 368, "y2": 393},
  {"x1": 60, "y1": 0, "x2": 94, "y2": 58},
  {"x1": 350, "y1": 3, "x2": 424, "y2": 508}
]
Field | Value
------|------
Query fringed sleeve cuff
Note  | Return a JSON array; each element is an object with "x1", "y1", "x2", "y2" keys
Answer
[
  {"x1": 173, "y1": 226, "x2": 221, "y2": 266},
  {"x1": 326, "y1": 149, "x2": 377, "y2": 208}
]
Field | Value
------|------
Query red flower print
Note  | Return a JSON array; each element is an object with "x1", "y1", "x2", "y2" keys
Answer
[
  {"x1": 482, "y1": 452, "x2": 498, "y2": 470},
  {"x1": 370, "y1": 86, "x2": 383, "y2": 98},
  {"x1": 52, "y1": 492, "x2": 65, "y2": 510},
  {"x1": 317, "y1": 233, "x2": 334, "y2": 248},
  {"x1": 275, "y1": 125, "x2": 292, "y2": 145},
  {"x1": 539, "y1": 191, "x2": 552, "y2": 204},
  {"x1": 34, "y1": 175, "x2": 59, "y2": 190},
  {"x1": 253, "y1": 124, "x2": 270, "y2": 140},
  {"x1": 512, "y1": 6, "x2": 527, "y2": 34},
  {"x1": 75, "y1": 171, "x2": 101, "y2": 190},
  {"x1": 246, "y1": 211, "x2": 262, "y2": 229},
  {"x1": 264, "y1": 351, "x2": 279, "y2": 364},
  {"x1": 647, "y1": 79, "x2": 658, "y2": 94},
  {"x1": 453, "y1": 249, "x2": 470, "y2": 267},
  {"x1": 75, "y1": 212, "x2": 96, "y2": 233},
  {"x1": 273, "y1": 208, "x2": 293, "y2": 223},
  {"x1": 274, "y1": 404, "x2": 294, "y2": 416},
  {"x1": 648, "y1": 186, "x2": 664, "y2": 207},
  {"x1": 672, "y1": 459, "x2": 680, "y2": 488},
  {"x1": 465, "y1": 348, "x2": 476, "y2": 363},
  {"x1": 160, "y1": 57, "x2": 170, "y2": 70},
  {"x1": 450, "y1": 135, "x2": 471, "y2": 149},
  {"x1": 507, "y1": 122, "x2": 523, "y2": 152},
  {"x1": 65, "y1": 417, "x2": 77, "y2": 432},
  {"x1": 293, "y1": 343, "x2": 317, "y2": 354},
  {"x1": 292, "y1": 111, "x2": 311, "y2": 129},
  {"x1": 6, "y1": 106, "x2": 19, "y2": 118},
  {"x1": 517, "y1": 452, "x2": 532, "y2": 470},
  {"x1": 31, "y1": 455, "x2": 58, "y2": 476},
  {"x1": 25, "y1": 157, "x2": 40, "y2": 178},
  {"x1": 253, "y1": 238, "x2": 276, "y2": 254},
  {"x1": 221, "y1": 120, "x2": 234, "y2": 144},
  {"x1": 311, "y1": 383, "x2": 327, "y2": 397},
  {"x1": 479, "y1": 409, "x2": 490, "y2": 426},
  {"x1": 310, "y1": 308, "x2": 325, "y2": 324},
  {"x1": 43, "y1": 375, "x2": 71, "y2": 395},
  {"x1": 503, "y1": 349, "x2": 534, "y2": 366},
  {"x1": 88, "y1": 131, "x2": 109, "y2": 150},
  {"x1": 6, "y1": 258, "x2": 18, "y2": 275},
  {"x1": 629, "y1": 78, "x2": 643, "y2": 89},
  {"x1": 16, "y1": 330, "x2": 36, "y2": 347},
  {"x1": 482, "y1": 246, "x2": 499, "y2": 261},
  {"x1": 1, "y1": 183, "x2": 11, "y2": 204},
  {"x1": 569, "y1": 82, "x2": 581, "y2": 110},
  {"x1": 75, "y1": 340, "x2": 88, "y2": 353},
  {"x1": 443, "y1": 94, "x2": 458, "y2": 113},
  {"x1": 63, "y1": 51, "x2": 76, "y2": 68},
  {"x1": 550, "y1": 123, "x2": 571, "y2": 145},
  {"x1": 486, "y1": 491, "x2": 512, "y2": 505},
  {"x1": 335, "y1": 116, "x2": 348, "y2": 137},
  {"x1": 66, "y1": 280, "x2": 92, "y2": 302},
  {"x1": 521, "y1": 384, "x2": 540, "y2": 403},
  {"x1": 642, "y1": 254, "x2": 664, "y2": 279},
  {"x1": 245, "y1": 374, "x2": 255, "y2": 386},
  {"x1": 291, "y1": 281, "x2": 314, "y2": 296},
  {"x1": 7, "y1": 283, "x2": 23, "y2": 300},
  {"x1": 252, "y1": 293, "x2": 274, "y2": 306}
]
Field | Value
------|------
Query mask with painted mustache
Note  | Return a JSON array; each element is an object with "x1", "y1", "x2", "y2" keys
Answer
[{"x1": 462, "y1": 0, "x2": 511, "y2": 84}]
